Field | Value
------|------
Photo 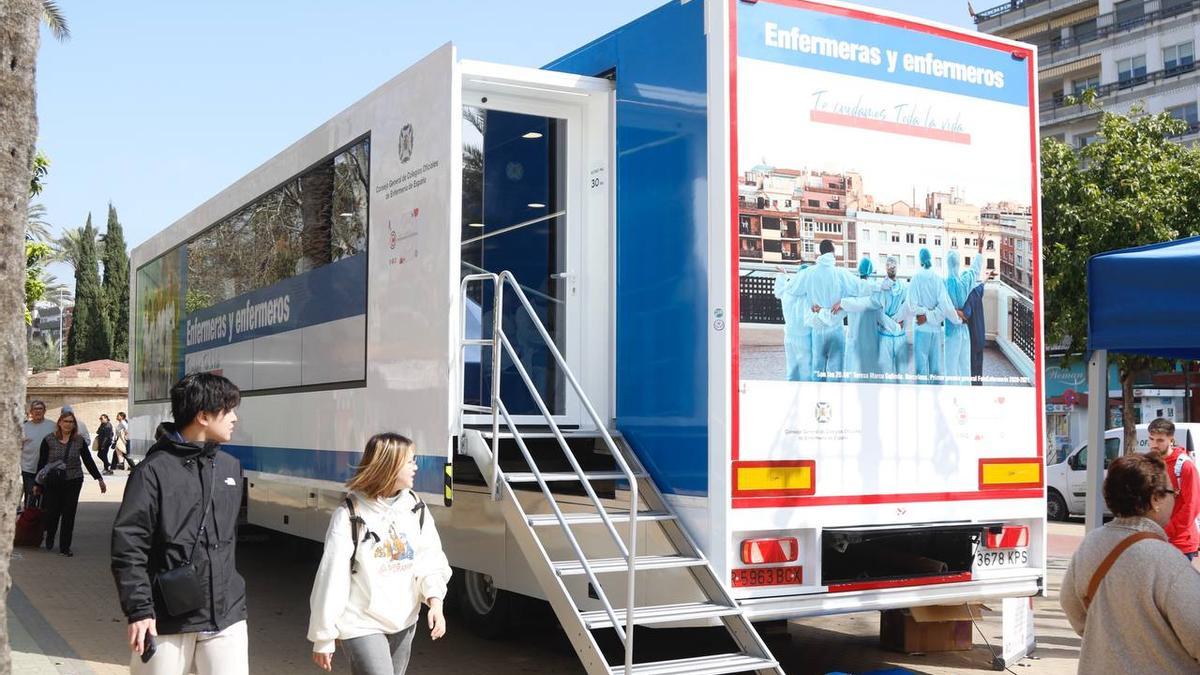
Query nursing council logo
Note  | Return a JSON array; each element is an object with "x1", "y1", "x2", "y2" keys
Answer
[
  {"x1": 814, "y1": 402, "x2": 832, "y2": 424},
  {"x1": 398, "y1": 123, "x2": 414, "y2": 164}
]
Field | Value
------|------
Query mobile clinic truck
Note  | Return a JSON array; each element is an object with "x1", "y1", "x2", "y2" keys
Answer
[{"x1": 129, "y1": 1, "x2": 1045, "y2": 672}]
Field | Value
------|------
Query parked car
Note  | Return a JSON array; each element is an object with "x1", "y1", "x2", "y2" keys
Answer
[{"x1": 1045, "y1": 423, "x2": 1199, "y2": 521}]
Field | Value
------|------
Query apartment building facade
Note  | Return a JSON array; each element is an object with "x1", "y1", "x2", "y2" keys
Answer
[
  {"x1": 975, "y1": 0, "x2": 1200, "y2": 147},
  {"x1": 739, "y1": 167, "x2": 1025, "y2": 281},
  {"x1": 737, "y1": 166, "x2": 860, "y2": 265}
]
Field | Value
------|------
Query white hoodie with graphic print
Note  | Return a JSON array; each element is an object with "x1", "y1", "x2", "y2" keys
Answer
[{"x1": 307, "y1": 490, "x2": 452, "y2": 654}]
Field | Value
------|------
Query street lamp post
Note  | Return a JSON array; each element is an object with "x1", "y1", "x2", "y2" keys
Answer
[{"x1": 57, "y1": 288, "x2": 63, "y2": 366}]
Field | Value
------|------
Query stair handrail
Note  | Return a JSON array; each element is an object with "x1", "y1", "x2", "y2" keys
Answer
[{"x1": 457, "y1": 271, "x2": 641, "y2": 674}]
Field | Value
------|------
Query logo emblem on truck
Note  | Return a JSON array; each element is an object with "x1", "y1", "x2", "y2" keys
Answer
[
  {"x1": 815, "y1": 402, "x2": 832, "y2": 423},
  {"x1": 398, "y1": 123, "x2": 414, "y2": 164}
]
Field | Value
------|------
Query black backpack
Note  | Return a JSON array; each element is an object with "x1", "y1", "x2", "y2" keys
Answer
[{"x1": 344, "y1": 492, "x2": 427, "y2": 574}]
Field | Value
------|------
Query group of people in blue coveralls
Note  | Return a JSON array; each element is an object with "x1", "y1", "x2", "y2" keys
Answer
[{"x1": 772, "y1": 237, "x2": 991, "y2": 384}]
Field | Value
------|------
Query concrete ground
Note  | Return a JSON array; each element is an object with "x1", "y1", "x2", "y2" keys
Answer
[{"x1": 9, "y1": 477, "x2": 1089, "y2": 675}]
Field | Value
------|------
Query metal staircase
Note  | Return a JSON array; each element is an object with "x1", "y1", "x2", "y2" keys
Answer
[{"x1": 458, "y1": 271, "x2": 782, "y2": 675}]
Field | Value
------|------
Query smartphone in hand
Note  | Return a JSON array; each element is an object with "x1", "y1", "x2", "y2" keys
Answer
[{"x1": 141, "y1": 634, "x2": 157, "y2": 664}]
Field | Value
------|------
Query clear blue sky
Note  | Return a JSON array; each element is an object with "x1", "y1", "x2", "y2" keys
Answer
[{"x1": 35, "y1": 0, "x2": 976, "y2": 292}]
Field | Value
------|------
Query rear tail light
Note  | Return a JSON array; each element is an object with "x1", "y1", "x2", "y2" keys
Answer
[
  {"x1": 985, "y1": 525, "x2": 1029, "y2": 549},
  {"x1": 741, "y1": 537, "x2": 798, "y2": 564}
]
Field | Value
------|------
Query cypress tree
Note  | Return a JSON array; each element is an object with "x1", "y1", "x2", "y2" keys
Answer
[
  {"x1": 67, "y1": 214, "x2": 112, "y2": 364},
  {"x1": 103, "y1": 203, "x2": 130, "y2": 360},
  {"x1": 65, "y1": 215, "x2": 90, "y2": 365}
]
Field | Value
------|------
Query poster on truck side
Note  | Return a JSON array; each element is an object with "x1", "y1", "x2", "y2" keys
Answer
[{"x1": 731, "y1": 0, "x2": 1044, "y2": 505}]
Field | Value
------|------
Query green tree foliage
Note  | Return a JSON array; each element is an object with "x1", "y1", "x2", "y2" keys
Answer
[
  {"x1": 24, "y1": 241, "x2": 52, "y2": 324},
  {"x1": 28, "y1": 150, "x2": 49, "y2": 197},
  {"x1": 27, "y1": 334, "x2": 60, "y2": 372},
  {"x1": 24, "y1": 155, "x2": 54, "y2": 325},
  {"x1": 25, "y1": 202, "x2": 53, "y2": 242},
  {"x1": 103, "y1": 203, "x2": 130, "y2": 360},
  {"x1": 1041, "y1": 106, "x2": 1200, "y2": 452},
  {"x1": 40, "y1": 0, "x2": 70, "y2": 41},
  {"x1": 66, "y1": 213, "x2": 112, "y2": 364},
  {"x1": 53, "y1": 224, "x2": 94, "y2": 270}
]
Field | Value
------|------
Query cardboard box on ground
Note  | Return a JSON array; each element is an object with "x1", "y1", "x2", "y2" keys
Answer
[{"x1": 879, "y1": 603, "x2": 986, "y2": 654}]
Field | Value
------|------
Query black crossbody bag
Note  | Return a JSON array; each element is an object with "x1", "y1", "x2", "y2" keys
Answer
[{"x1": 154, "y1": 461, "x2": 216, "y2": 616}]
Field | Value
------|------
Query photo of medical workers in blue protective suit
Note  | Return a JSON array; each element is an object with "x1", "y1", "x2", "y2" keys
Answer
[
  {"x1": 840, "y1": 257, "x2": 885, "y2": 379},
  {"x1": 905, "y1": 247, "x2": 964, "y2": 381},
  {"x1": 943, "y1": 237, "x2": 985, "y2": 383},
  {"x1": 877, "y1": 256, "x2": 910, "y2": 376},
  {"x1": 745, "y1": 237, "x2": 1025, "y2": 386},
  {"x1": 804, "y1": 240, "x2": 892, "y2": 382},
  {"x1": 773, "y1": 262, "x2": 813, "y2": 381}
]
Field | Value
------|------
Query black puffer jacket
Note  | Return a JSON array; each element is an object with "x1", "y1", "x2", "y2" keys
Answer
[{"x1": 110, "y1": 423, "x2": 246, "y2": 634}]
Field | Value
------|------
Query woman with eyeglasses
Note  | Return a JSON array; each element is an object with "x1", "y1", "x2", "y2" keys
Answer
[
  {"x1": 1060, "y1": 453, "x2": 1200, "y2": 672},
  {"x1": 33, "y1": 410, "x2": 106, "y2": 556}
]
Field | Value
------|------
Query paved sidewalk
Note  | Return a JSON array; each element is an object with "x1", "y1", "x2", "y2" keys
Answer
[
  {"x1": 9, "y1": 475, "x2": 1091, "y2": 674},
  {"x1": 9, "y1": 472, "x2": 130, "y2": 675}
]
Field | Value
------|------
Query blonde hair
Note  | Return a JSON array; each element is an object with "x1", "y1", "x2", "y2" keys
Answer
[{"x1": 346, "y1": 433, "x2": 415, "y2": 499}]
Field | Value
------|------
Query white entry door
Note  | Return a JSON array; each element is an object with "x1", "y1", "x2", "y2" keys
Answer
[{"x1": 459, "y1": 61, "x2": 612, "y2": 429}]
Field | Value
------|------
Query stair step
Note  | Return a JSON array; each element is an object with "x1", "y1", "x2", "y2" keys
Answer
[
  {"x1": 478, "y1": 429, "x2": 603, "y2": 439},
  {"x1": 554, "y1": 554, "x2": 706, "y2": 576},
  {"x1": 528, "y1": 511, "x2": 675, "y2": 527},
  {"x1": 580, "y1": 601, "x2": 740, "y2": 630},
  {"x1": 506, "y1": 471, "x2": 640, "y2": 483},
  {"x1": 608, "y1": 653, "x2": 779, "y2": 675}
]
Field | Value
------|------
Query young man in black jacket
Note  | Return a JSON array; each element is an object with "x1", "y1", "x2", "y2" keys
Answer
[{"x1": 111, "y1": 373, "x2": 248, "y2": 674}]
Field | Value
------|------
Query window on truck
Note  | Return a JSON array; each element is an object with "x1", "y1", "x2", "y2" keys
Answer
[
  {"x1": 133, "y1": 136, "x2": 371, "y2": 402},
  {"x1": 1073, "y1": 437, "x2": 1122, "y2": 470}
]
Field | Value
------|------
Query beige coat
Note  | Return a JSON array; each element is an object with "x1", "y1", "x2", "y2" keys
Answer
[{"x1": 1061, "y1": 516, "x2": 1200, "y2": 673}]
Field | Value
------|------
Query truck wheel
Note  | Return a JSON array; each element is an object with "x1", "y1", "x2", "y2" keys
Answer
[
  {"x1": 457, "y1": 569, "x2": 516, "y2": 639},
  {"x1": 1047, "y1": 489, "x2": 1068, "y2": 522}
]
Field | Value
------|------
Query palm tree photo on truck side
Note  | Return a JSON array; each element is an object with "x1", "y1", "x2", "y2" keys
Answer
[{"x1": 0, "y1": 3, "x2": 68, "y2": 674}]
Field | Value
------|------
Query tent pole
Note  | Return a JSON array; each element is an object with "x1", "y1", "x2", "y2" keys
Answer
[
  {"x1": 1184, "y1": 365, "x2": 1190, "y2": 423},
  {"x1": 1085, "y1": 349, "x2": 1108, "y2": 533}
]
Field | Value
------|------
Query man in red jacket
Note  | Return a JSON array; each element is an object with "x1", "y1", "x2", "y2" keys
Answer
[{"x1": 1148, "y1": 417, "x2": 1200, "y2": 558}]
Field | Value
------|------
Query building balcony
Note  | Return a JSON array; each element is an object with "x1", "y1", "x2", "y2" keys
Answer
[
  {"x1": 1168, "y1": 120, "x2": 1200, "y2": 137},
  {"x1": 804, "y1": 183, "x2": 847, "y2": 195},
  {"x1": 974, "y1": 0, "x2": 1094, "y2": 30},
  {"x1": 801, "y1": 206, "x2": 845, "y2": 216},
  {"x1": 1041, "y1": 62, "x2": 1199, "y2": 126},
  {"x1": 1167, "y1": 122, "x2": 1200, "y2": 145},
  {"x1": 1038, "y1": 0, "x2": 1200, "y2": 69}
]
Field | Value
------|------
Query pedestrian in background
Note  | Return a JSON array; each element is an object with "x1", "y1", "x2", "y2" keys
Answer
[
  {"x1": 1060, "y1": 453, "x2": 1200, "y2": 672},
  {"x1": 20, "y1": 400, "x2": 57, "y2": 511},
  {"x1": 1146, "y1": 417, "x2": 1200, "y2": 559},
  {"x1": 35, "y1": 409, "x2": 107, "y2": 556},
  {"x1": 308, "y1": 432, "x2": 451, "y2": 675},
  {"x1": 61, "y1": 404, "x2": 91, "y2": 446},
  {"x1": 97, "y1": 414, "x2": 115, "y2": 475},
  {"x1": 111, "y1": 373, "x2": 247, "y2": 675},
  {"x1": 112, "y1": 410, "x2": 134, "y2": 470}
]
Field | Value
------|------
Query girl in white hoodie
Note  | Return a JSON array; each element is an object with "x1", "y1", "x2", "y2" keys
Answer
[{"x1": 308, "y1": 433, "x2": 452, "y2": 674}]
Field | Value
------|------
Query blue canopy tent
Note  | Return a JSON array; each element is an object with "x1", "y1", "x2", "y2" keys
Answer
[{"x1": 1083, "y1": 235, "x2": 1200, "y2": 530}]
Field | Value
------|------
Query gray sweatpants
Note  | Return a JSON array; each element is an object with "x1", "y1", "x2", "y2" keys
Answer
[{"x1": 342, "y1": 623, "x2": 416, "y2": 675}]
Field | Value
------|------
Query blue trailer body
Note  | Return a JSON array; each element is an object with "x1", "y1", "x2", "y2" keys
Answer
[{"x1": 547, "y1": 0, "x2": 711, "y2": 497}]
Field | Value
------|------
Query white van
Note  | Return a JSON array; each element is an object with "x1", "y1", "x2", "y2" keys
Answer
[{"x1": 1046, "y1": 423, "x2": 1200, "y2": 520}]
